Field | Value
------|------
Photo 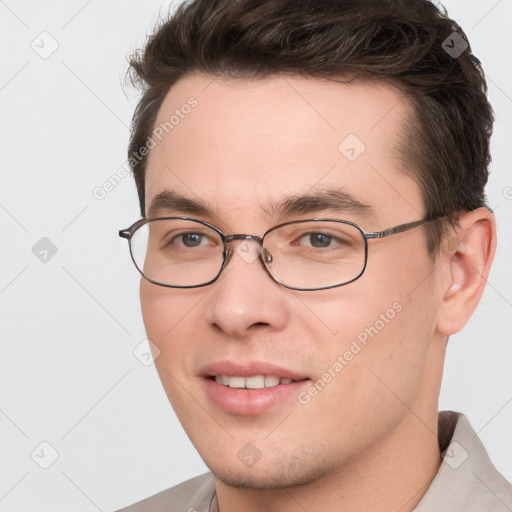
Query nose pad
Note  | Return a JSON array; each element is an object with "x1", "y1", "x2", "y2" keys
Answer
[
  {"x1": 263, "y1": 248, "x2": 273, "y2": 264},
  {"x1": 234, "y1": 237, "x2": 263, "y2": 264}
]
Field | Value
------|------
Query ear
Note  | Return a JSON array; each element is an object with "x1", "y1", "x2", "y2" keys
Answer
[{"x1": 436, "y1": 207, "x2": 497, "y2": 336}]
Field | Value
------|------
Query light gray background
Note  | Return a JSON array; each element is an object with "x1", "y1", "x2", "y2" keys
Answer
[{"x1": 1, "y1": 1, "x2": 511, "y2": 511}]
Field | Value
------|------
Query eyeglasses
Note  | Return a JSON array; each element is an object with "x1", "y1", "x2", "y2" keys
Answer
[{"x1": 119, "y1": 216, "x2": 444, "y2": 291}]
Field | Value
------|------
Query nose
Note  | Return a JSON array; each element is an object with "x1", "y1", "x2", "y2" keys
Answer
[{"x1": 205, "y1": 238, "x2": 290, "y2": 338}]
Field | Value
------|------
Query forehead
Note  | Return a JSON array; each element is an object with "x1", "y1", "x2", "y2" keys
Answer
[{"x1": 145, "y1": 73, "x2": 423, "y2": 227}]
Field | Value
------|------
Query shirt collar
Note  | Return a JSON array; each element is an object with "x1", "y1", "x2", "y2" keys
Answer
[{"x1": 413, "y1": 411, "x2": 512, "y2": 511}]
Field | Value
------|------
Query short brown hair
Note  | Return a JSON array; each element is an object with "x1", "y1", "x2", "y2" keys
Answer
[{"x1": 127, "y1": 0, "x2": 494, "y2": 256}]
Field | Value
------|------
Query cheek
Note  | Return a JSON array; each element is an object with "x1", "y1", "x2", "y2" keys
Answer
[
  {"x1": 141, "y1": 280, "x2": 199, "y2": 338},
  {"x1": 298, "y1": 278, "x2": 404, "y2": 349},
  {"x1": 139, "y1": 280, "x2": 204, "y2": 372},
  {"x1": 293, "y1": 302, "x2": 429, "y2": 443},
  {"x1": 297, "y1": 262, "x2": 438, "y2": 407},
  {"x1": 140, "y1": 280, "x2": 203, "y2": 413},
  {"x1": 140, "y1": 281, "x2": 171, "y2": 343}
]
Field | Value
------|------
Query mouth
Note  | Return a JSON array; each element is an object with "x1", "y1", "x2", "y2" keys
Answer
[{"x1": 200, "y1": 362, "x2": 311, "y2": 415}]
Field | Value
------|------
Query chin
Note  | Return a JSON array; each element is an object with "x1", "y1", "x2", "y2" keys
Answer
[{"x1": 206, "y1": 455, "x2": 333, "y2": 490}]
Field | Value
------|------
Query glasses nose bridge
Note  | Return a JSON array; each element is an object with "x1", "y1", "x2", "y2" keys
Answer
[{"x1": 224, "y1": 234, "x2": 264, "y2": 247}]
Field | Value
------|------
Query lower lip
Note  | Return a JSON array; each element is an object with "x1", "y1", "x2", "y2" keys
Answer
[{"x1": 203, "y1": 378, "x2": 310, "y2": 415}]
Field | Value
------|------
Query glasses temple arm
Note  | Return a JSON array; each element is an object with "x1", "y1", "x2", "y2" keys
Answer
[{"x1": 364, "y1": 216, "x2": 444, "y2": 239}]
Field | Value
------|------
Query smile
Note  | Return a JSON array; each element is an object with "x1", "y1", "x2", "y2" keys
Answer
[{"x1": 201, "y1": 361, "x2": 311, "y2": 415}]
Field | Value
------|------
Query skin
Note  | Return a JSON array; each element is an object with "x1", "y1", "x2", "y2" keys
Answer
[{"x1": 140, "y1": 73, "x2": 496, "y2": 512}]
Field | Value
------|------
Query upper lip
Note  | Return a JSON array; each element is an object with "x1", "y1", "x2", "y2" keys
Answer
[{"x1": 200, "y1": 361, "x2": 309, "y2": 381}]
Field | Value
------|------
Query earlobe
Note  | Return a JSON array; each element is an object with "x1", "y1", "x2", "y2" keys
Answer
[{"x1": 436, "y1": 208, "x2": 496, "y2": 336}]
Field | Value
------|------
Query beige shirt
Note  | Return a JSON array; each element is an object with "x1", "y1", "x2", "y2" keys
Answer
[{"x1": 117, "y1": 411, "x2": 512, "y2": 511}]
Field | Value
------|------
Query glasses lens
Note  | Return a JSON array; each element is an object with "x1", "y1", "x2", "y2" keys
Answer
[
  {"x1": 263, "y1": 220, "x2": 366, "y2": 289},
  {"x1": 130, "y1": 219, "x2": 224, "y2": 287}
]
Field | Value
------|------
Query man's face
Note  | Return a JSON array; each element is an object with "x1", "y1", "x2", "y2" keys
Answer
[{"x1": 141, "y1": 74, "x2": 446, "y2": 488}]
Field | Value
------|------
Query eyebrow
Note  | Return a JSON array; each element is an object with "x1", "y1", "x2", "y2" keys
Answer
[
  {"x1": 147, "y1": 190, "x2": 212, "y2": 218},
  {"x1": 146, "y1": 188, "x2": 375, "y2": 222},
  {"x1": 270, "y1": 188, "x2": 376, "y2": 220}
]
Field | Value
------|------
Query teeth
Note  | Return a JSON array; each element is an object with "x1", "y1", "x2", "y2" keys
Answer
[
  {"x1": 245, "y1": 375, "x2": 265, "y2": 389},
  {"x1": 228, "y1": 376, "x2": 245, "y2": 388},
  {"x1": 214, "y1": 375, "x2": 295, "y2": 389},
  {"x1": 264, "y1": 375, "x2": 280, "y2": 387}
]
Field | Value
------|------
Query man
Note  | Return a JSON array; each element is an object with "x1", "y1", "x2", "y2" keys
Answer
[{"x1": 117, "y1": 0, "x2": 511, "y2": 510}]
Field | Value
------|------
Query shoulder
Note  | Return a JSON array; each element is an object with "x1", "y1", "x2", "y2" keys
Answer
[{"x1": 115, "y1": 473, "x2": 216, "y2": 512}]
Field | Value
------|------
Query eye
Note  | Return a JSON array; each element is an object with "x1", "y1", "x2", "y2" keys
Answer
[
  {"x1": 302, "y1": 233, "x2": 333, "y2": 248},
  {"x1": 172, "y1": 232, "x2": 209, "y2": 248},
  {"x1": 297, "y1": 232, "x2": 344, "y2": 249}
]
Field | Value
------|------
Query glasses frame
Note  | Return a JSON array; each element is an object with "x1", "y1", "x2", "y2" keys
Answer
[{"x1": 119, "y1": 215, "x2": 445, "y2": 291}]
